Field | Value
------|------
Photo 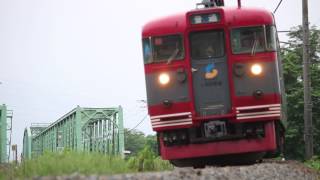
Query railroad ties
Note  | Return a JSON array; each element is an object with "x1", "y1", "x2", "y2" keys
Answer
[{"x1": 22, "y1": 106, "x2": 124, "y2": 159}]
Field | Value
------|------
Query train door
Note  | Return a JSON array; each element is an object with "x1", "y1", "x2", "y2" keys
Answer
[{"x1": 189, "y1": 30, "x2": 231, "y2": 117}]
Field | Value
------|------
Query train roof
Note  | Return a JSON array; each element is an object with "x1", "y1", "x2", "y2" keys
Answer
[{"x1": 142, "y1": 7, "x2": 274, "y2": 37}]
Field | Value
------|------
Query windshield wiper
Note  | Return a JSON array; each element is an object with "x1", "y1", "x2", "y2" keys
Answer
[
  {"x1": 166, "y1": 49, "x2": 179, "y2": 64},
  {"x1": 251, "y1": 32, "x2": 258, "y2": 56},
  {"x1": 251, "y1": 39, "x2": 258, "y2": 56}
]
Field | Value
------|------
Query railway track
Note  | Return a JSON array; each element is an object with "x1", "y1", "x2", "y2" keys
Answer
[{"x1": 33, "y1": 160, "x2": 319, "y2": 180}]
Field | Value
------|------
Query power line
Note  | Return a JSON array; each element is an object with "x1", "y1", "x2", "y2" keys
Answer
[
  {"x1": 127, "y1": 114, "x2": 148, "y2": 132},
  {"x1": 123, "y1": 100, "x2": 148, "y2": 123},
  {"x1": 273, "y1": 0, "x2": 283, "y2": 14},
  {"x1": 277, "y1": 30, "x2": 291, "y2": 33},
  {"x1": 279, "y1": 41, "x2": 292, "y2": 45},
  {"x1": 126, "y1": 99, "x2": 149, "y2": 132}
]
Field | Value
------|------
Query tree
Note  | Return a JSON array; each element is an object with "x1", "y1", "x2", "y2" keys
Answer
[
  {"x1": 282, "y1": 25, "x2": 320, "y2": 159},
  {"x1": 145, "y1": 134, "x2": 158, "y2": 155},
  {"x1": 124, "y1": 129, "x2": 146, "y2": 156},
  {"x1": 124, "y1": 128, "x2": 158, "y2": 156}
]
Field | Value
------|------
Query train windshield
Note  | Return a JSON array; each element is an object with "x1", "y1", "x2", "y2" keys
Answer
[
  {"x1": 142, "y1": 35, "x2": 184, "y2": 64},
  {"x1": 231, "y1": 26, "x2": 277, "y2": 54},
  {"x1": 190, "y1": 30, "x2": 225, "y2": 59}
]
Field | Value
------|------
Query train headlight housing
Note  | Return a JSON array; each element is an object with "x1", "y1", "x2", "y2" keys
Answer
[
  {"x1": 234, "y1": 63, "x2": 245, "y2": 77},
  {"x1": 158, "y1": 73, "x2": 170, "y2": 85},
  {"x1": 250, "y1": 64, "x2": 263, "y2": 76}
]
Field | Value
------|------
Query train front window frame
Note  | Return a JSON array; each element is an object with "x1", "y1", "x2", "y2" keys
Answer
[
  {"x1": 190, "y1": 30, "x2": 225, "y2": 59},
  {"x1": 231, "y1": 25, "x2": 277, "y2": 54},
  {"x1": 142, "y1": 34, "x2": 184, "y2": 64},
  {"x1": 142, "y1": 38, "x2": 152, "y2": 64},
  {"x1": 265, "y1": 26, "x2": 277, "y2": 51}
]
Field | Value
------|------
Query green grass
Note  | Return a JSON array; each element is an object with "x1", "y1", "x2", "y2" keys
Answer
[
  {"x1": 11, "y1": 152, "x2": 130, "y2": 179},
  {"x1": 126, "y1": 146, "x2": 173, "y2": 172},
  {"x1": 0, "y1": 164, "x2": 14, "y2": 180},
  {"x1": 0, "y1": 148, "x2": 173, "y2": 179},
  {"x1": 305, "y1": 156, "x2": 320, "y2": 172}
]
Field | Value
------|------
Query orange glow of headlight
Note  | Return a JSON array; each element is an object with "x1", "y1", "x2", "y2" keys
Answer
[
  {"x1": 158, "y1": 73, "x2": 170, "y2": 85},
  {"x1": 251, "y1": 64, "x2": 263, "y2": 75}
]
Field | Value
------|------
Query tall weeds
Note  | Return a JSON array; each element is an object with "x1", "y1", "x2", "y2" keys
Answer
[{"x1": 0, "y1": 148, "x2": 172, "y2": 179}]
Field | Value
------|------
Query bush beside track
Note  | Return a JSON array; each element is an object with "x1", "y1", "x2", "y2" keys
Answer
[
  {"x1": 0, "y1": 147, "x2": 173, "y2": 180},
  {"x1": 305, "y1": 156, "x2": 320, "y2": 172}
]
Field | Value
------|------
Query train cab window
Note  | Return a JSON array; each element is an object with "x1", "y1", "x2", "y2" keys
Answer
[
  {"x1": 231, "y1": 26, "x2": 265, "y2": 54},
  {"x1": 266, "y1": 26, "x2": 277, "y2": 51},
  {"x1": 190, "y1": 30, "x2": 225, "y2": 59},
  {"x1": 142, "y1": 35, "x2": 184, "y2": 64},
  {"x1": 142, "y1": 38, "x2": 152, "y2": 64},
  {"x1": 231, "y1": 26, "x2": 277, "y2": 54}
]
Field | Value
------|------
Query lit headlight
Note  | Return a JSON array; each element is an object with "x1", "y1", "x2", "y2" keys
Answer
[
  {"x1": 158, "y1": 73, "x2": 170, "y2": 85},
  {"x1": 250, "y1": 64, "x2": 263, "y2": 75}
]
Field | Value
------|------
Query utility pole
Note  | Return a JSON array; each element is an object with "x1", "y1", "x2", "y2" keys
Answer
[{"x1": 302, "y1": 0, "x2": 313, "y2": 160}]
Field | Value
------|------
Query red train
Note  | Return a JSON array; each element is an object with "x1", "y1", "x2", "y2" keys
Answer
[{"x1": 142, "y1": 0, "x2": 286, "y2": 166}]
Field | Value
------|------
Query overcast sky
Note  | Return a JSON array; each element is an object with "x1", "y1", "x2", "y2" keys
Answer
[{"x1": 0, "y1": 0, "x2": 319, "y2": 158}]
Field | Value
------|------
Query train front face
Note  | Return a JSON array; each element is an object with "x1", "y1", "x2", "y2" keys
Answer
[{"x1": 142, "y1": 7, "x2": 282, "y2": 161}]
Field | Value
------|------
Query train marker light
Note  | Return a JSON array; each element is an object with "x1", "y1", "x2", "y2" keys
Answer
[
  {"x1": 159, "y1": 73, "x2": 170, "y2": 85},
  {"x1": 250, "y1": 64, "x2": 262, "y2": 75}
]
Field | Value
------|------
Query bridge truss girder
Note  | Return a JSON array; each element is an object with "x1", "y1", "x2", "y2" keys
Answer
[
  {"x1": 0, "y1": 104, "x2": 13, "y2": 163},
  {"x1": 23, "y1": 106, "x2": 124, "y2": 159}
]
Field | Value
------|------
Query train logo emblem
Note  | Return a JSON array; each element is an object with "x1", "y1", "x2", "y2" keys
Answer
[{"x1": 205, "y1": 63, "x2": 218, "y2": 79}]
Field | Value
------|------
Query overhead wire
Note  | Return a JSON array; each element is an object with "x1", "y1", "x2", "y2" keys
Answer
[
  {"x1": 123, "y1": 100, "x2": 148, "y2": 122},
  {"x1": 127, "y1": 114, "x2": 148, "y2": 132},
  {"x1": 277, "y1": 31, "x2": 291, "y2": 33},
  {"x1": 125, "y1": 99, "x2": 149, "y2": 132},
  {"x1": 273, "y1": 0, "x2": 283, "y2": 14}
]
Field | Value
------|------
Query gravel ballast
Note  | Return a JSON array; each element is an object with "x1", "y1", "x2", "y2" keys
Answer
[{"x1": 34, "y1": 161, "x2": 319, "y2": 180}]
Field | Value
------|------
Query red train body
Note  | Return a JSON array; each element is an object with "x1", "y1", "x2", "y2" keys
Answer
[{"x1": 142, "y1": 4, "x2": 286, "y2": 166}]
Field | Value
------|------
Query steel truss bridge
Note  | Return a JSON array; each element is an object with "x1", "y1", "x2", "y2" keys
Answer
[
  {"x1": 0, "y1": 104, "x2": 13, "y2": 163},
  {"x1": 23, "y1": 106, "x2": 124, "y2": 159}
]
